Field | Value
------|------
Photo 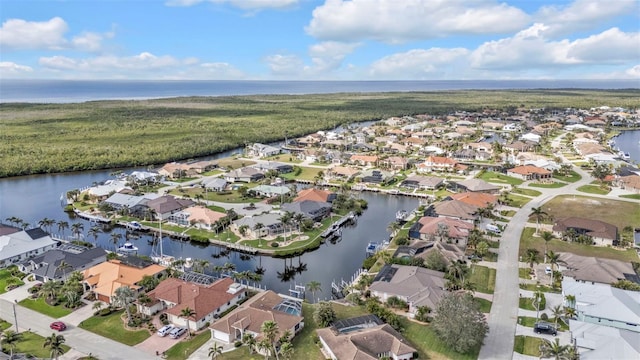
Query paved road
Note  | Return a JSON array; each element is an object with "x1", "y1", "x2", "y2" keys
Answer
[
  {"x1": 0, "y1": 298, "x2": 156, "y2": 360},
  {"x1": 478, "y1": 162, "x2": 595, "y2": 360}
]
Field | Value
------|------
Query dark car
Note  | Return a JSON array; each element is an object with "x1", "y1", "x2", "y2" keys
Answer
[
  {"x1": 534, "y1": 322, "x2": 557, "y2": 335},
  {"x1": 50, "y1": 321, "x2": 67, "y2": 331}
]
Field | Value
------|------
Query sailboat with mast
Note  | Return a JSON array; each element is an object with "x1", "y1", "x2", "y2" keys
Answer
[{"x1": 150, "y1": 219, "x2": 175, "y2": 267}]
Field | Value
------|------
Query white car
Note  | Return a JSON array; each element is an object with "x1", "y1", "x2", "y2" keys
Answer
[
  {"x1": 545, "y1": 266, "x2": 552, "y2": 275},
  {"x1": 157, "y1": 324, "x2": 174, "y2": 337}
]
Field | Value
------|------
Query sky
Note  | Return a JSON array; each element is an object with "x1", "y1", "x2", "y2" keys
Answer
[{"x1": 0, "y1": 0, "x2": 639, "y2": 80}]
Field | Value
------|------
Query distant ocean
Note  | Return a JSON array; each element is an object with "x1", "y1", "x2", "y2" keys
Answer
[{"x1": 1, "y1": 79, "x2": 639, "y2": 103}]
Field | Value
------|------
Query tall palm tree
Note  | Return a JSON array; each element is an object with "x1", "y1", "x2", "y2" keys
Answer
[
  {"x1": 539, "y1": 338, "x2": 571, "y2": 360},
  {"x1": 242, "y1": 332, "x2": 257, "y2": 354},
  {"x1": 180, "y1": 307, "x2": 196, "y2": 339},
  {"x1": 261, "y1": 320, "x2": 280, "y2": 360},
  {"x1": 278, "y1": 342, "x2": 294, "y2": 360},
  {"x1": 525, "y1": 248, "x2": 539, "y2": 271},
  {"x1": 280, "y1": 212, "x2": 293, "y2": 242},
  {"x1": 306, "y1": 281, "x2": 322, "y2": 303},
  {"x1": 70, "y1": 222, "x2": 84, "y2": 239},
  {"x1": 208, "y1": 342, "x2": 223, "y2": 359},
  {"x1": 386, "y1": 221, "x2": 401, "y2": 237},
  {"x1": 110, "y1": 232, "x2": 122, "y2": 246},
  {"x1": 563, "y1": 306, "x2": 577, "y2": 321},
  {"x1": 195, "y1": 259, "x2": 210, "y2": 274},
  {"x1": 293, "y1": 213, "x2": 305, "y2": 232},
  {"x1": 43, "y1": 333, "x2": 66, "y2": 360},
  {"x1": 87, "y1": 226, "x2": 101, "y2": 245},
  {"x1": 2, "y1": 330, "x2": 22, "y2": 359},
  {"x1": 57, "y1": 260, "x2": 72, "y2": 281},
  {"x1": 546, "y1": 250, "x2": 561, "y2": 272},
  {"x1": 41, "y1": 280, "x2": 61, "y2": 301},
  {"x1": 529, "y1": 207, "x2": 548, "y2": 235},
  {"x1": 113, "y1": 286, "x2": 136, "y2": 325},
  {"x1": 57, "y1": 220, "x2": 69, "y2": 237},
  {"x1": 564, "y1": 294, "x2": 576, "y2": 308},
  {"x1": 255, "y1": 222, "x2": 265, "y2": 247},
  {"x1": 550, "y1": 304, "x2": 564, "y2": 328},
  {"x1": 39, "y1": 217, "x2": 56, "y2": 233},
  {"x1": 541, "y1": 231, "x2": 554, "y2": 262}
]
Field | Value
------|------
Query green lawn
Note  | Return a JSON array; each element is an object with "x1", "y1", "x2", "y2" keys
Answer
[
  {"x1": 519, "y1": 296, "x2": 545, "y2": 311},
  {"x1": 474, "y1": 298, "x2": 493, "y2": 313},
  {"x1": 504, "y1": 194, "x2": 532, "y2": 208},
  {"x1": 519, "y1": 268, "x2": 532, "y2": 279},
  {"x1": 280, "y1": 166, "x2": 323, "y2": 181},
  {"x1": 576, "y1": 185, "x2": 610, "y2": 195},
  {"x1": 262, "y1": 154, "x2": 303, "y2": 164},
  {"x1": 519, "y1": 228, "x2": 639, "y2": 263},
  {"x1": 1, "y1": 331, "x2": 70, "y2": 359},
  {"x1": 528, "y1": 182, "x2": 567, "y2": 188},
  {"x1": 401, "y1": 318, "x2": 479, "y2": 360},
  {"x1": 0, "y1": 319, "x2": 11, "y2": 331},
  {"x1": 517, "y1": 316, "x2": 538, "y2": 328},
  {"x1": 170, "y1": 187, "x2": 263, "y2": 204},
  {"x1": 553, "y1": 171, "x2": 582, "y2": 183},
  {"x1": 470, "y1": 265, "x2": 496, "y2": 294},
  {"x1": 519, "y1": 283, "x2": 561, "y2": 293},
  {"x1": 289, "y1": 303, "x2": 327, "y2": 360},
  {"x1": 0, "y1": 268, "x2": 25, "y2": 294},
  {"x1": 477, "y1": 171, "x2": 524, "y2": 185},
  {"x1": 219, "y1": 347, "x2": 259, "y2": 360},
  {"x1": 217, "y1": 158, "x2": 256, "y2": 170},
  {"x1": 18, "y1": 297, "x2": 73, "y2": 318},
  {"x1": 512, "y1": 188, "x2": 542, "y2": 197},
  {"x1": 542, "y1": 195, "x2": 640, "y2": 236},
  {"x1": 513, "y1": 335, "x2": 542, "y2": 356},
  {"x1": 165, "y1": 331, "x2": 211, "y2": 360},
  {"x1": 500, "y1": 210, "x2": 517, "y2": 217},
  {"x1": 620, "y1": 194, "x2": 640, "y2": 200},
  {"x1": 79, "y1": 310, "x2": 151, "y2": 346}
]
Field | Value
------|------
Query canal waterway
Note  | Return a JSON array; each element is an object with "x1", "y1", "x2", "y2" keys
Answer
[
  {"x1": 613, "y1": 129, "x2": 640, "y2": 163},
  {"x1": 0, "y1": 152, "x2": 418, "y2": 298}
]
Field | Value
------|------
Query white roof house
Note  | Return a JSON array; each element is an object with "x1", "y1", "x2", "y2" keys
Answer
[
  {"x1": 0, "y1": 227, "x2": 58, "y2": 266},
  {"x1": 521, "y1": 132, "x2": 541, "y2": 143},
  {"x1": 570, "y1": 320, "x2": 640, "y2": 360},
  {"x1": 87, "y1": 179, "x2": 132, "y2": 198}
]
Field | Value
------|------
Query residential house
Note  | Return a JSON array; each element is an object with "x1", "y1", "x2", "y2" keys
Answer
[
  {"x1": 380, "y1": 156, "x2": 410, "y2": 170},
  {"x1": 144, "y1": 195, "x2": 195, "y2": 220},
  {"x1": 553, "y1": 217, "x2": 618, "y2": 246},
  {"x1": 202, "y1": 178, "x2": 228, "y2": 192},
  {"x1": 558, "y1": 253, "x2": 638, "y2": 285},
  {"x1": 359, "y1": 169, "x2": 393, "y2": 184},
  {"x1": 281, "y1": 200, "x2": 332, "y2": 222},
  {"x1": 138, "y1": 277, "x2": 246, "y2": 331},
  {"x1": 427, "y1": 200, "x2": 478, "y2": 222},
  {"x1": 103, "y1": 193, "x2": 160, "y2": 217},
  {"x1": 504, "y1": 141, "x2": 535, "y2": 154},
  {"x1": 247, "y1": 143, "x2": 281, "y2": 158},
  {"x1": 616, "y1": 175, "x2": 640, "y2": 193},
  {"x1": 317, "y1": 315, "x2": 417, "y2": 360},
  {"x1": 87, "y1": 179, "x2": 132, "y2": 200},
  {"x1": 187, "y1": 160, "x2": 218, "y2": 174},
  {"x1": 450, "y1": 179, "x2": 501, "y2": 194},
  {"x1": 294, "y1": 188, "x2": 336, "y2": 203},
  {"x1": 82, "y1": 259, "x2": 166, "y2": 303},
  {"x1": 252, "y1": 162, "x2": 293, "y2": 174},
  {"x1": 409, "y1": 216, "x2": 474, "y2": 246},
  {"x1": 369, "y1": 264, "x2": 446, "y2": 315},
  {"x1": 249, "y1": 185, "x2": 291, "y2": 198},
  {"x1": 418, "y1": 156, "x2": 460, "y2": 173},
  {"x1": 168, "y1": 206, "x2": 226, "y2": 229},
  {"x1": 210, "y1": 290, "x2": 304, "y2": 344},
  {"x1": 350, "y1": 154, "x2": 379, "y2": 167},
  {"x1": 448, "y1": 192, "x2": 498, "y2": 209},
  {"x1": 158, "y1": 162, "x2": 195, "y2": 179},
  {"x1": 19, "y1": 246, "x2": 107, "y2": 282},
  {"x1": 521, "y1": 132, "x2": 541, "y2": 143},
  {"x1": 507, "y1": 165, "x2": 552, "y2": 181},
  {"x1": 562, "y1": 278, "x2": 640, "y2": 333},
  {"x1": 224, "y1": 167, "x2": 265, "y2": 183},
  {"x1": 232, "y1": 213, "x2": 284, "y2": 238},
  {"x1": 326, "y1": 166, "x2": 360, "y2": 181},
  {"x1": 400, "y1": 175, "x2": 444, "y2": 190},
  {"x1": 0, "y1": 226, "x2": 58, "y2": 267},
  {"x1": 569, "y1": 320, "x2": 640, "y2": 360}
]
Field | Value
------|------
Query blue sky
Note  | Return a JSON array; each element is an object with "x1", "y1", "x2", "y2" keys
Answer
[{"x1": 1, "y1": 0, "x2": 639, "y2": 80}]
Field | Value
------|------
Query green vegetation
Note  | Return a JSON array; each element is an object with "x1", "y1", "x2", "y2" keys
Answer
[
  {"x1": 476, "y1": 171, "x2": 523, "y2": 185},
  {"x1": 402, "y1": 317, "x2": 479, "y2": 360},
  {"x1": 79, "y1": 310, "x2": 151, "y2": 346},
  {"x1": 3, "y1": 90, "x2": 638, "y2": 177},
  {"x1": 519, "y1": 267, "x2": 532, "y2": 279},
  {"x1": 519, "y1": 295, "x2": 545, "y2": 311},
  {"x1": 519, "y1": 228, "x2": 639, "y2": 263},
  {"x1": 543, "y1": 195, "x2": 640, "y2": 231},
  {"x1": 289, "y1": 303, "x2": 325, "y2": 360},
  {"x1": 576, "y1": 185, "x2": 610, "y2": 195},
  {"x1": 503, "y1": 194, "x2": 532, "y2": 208},
  {"x1": 0, "y1": 319, "x2": 11, "y2": 332},
  {"x1": 280, "y1": 166, "x2": 323, "y2": 181},
  {"x1": 513, "y1": 335, "x2": 543, "y2": 356},
  {"x1": 469, "y1": 265, "x2": 496, "y2": 294},
  {"x1": 519, "y1": 283, "x2": 561, "y2": 293},
  {"x1": 165, "y1": 331, "x2": 211, "y2": 360},
  {"x1": 553, "y1": 171, "x2": 581, "y2": 183},
  {"x1": 512, "y1": 188, "x2": 542, "y2": 197},
  {"x1": 18, "y1": 297, "x2": 73, "y2": 318},
  {"x1": 474, "y1": 298, "x2": 493, "y2": 313},
  {"x1": 218, "y1": 347, "x2": 258, "y2": 360},
  {"x1": 528, "y1": 182, "x2": 567, "y2": 188},
  {"x1": 0, "y1": 268, "x2": 24, "y2": 294},
  {"x1": 517, "y1": 316, "x2": 538, "y2": 328},
  {"x1": 620, "y1": 194, "x2": 640, "y2": 200},
  {"x1": 0, "y1": 331, "x2": 70, "y2": 359}
]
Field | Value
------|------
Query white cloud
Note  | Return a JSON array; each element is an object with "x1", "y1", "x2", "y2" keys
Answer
[
  {"x1": 535, "y1": 0, "x2": 638, "y2": 37},
  {"x1": 0, "y1": 61, "x2": 33, "y2": 73},
  {"x1": 308, "y1": 41, "x2": 359, "y2": 72},
  {"x1": 199, "y1": 62, "x2": 246, "y2": 79},
  {"x1": 471, "y1": 25, "x2": 639, "y2": 70},
  {"x1": 626, "y1": 65, "x2": 640, "y2": 78},
  {"x1": 264, "y1": 54, "x2": 304, "y2": 76},
  {"x1": 166, "y1": 0, "x2": 298, "y2": 9},
  {"x1": 306, "y1": 0, "x2": 530, "y2": 43},
  {"x1": 72, "y1": 31, "x2": 113, "y2": 52},
  {"x1": 369, "y1": 48, "x2": 469, "y2": 79},
  {"x1": 39, "y1": 52, "x2": 185, "y2": 72},
  {"x1": 0, "y1": 17, "x2": 69, "y2": 50}
]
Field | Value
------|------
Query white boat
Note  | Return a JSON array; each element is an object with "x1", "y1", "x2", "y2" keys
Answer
[
  {"x1": 117, "y1": 242, "x2": 138, "y2": 253},
  {"x1": 396, "y1": 210, "x2": 409, "y2": 222}
]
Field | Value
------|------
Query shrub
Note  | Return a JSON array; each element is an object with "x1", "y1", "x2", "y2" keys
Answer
[
  {"x1": 270, "y1": 242, "x2": 279, "y2": 248},
  {"x1": 234, "y1": 341, "x2": 243, "y2": 348},
  {"x1": 99, "y1": 308, "x2": 112, "y2": 316},
  {"x1": 540, "y1": 313, "x2": 549, "y2": 320}
]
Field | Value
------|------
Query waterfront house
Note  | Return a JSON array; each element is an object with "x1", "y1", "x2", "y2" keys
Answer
[
  {"x1": 358, "y1": 169, "x2": 394, "y2": 184},
  {"x1": 252, "y1": 162, "x2": 293, "y2": 174},
  {"x1": 325, "y1": 166, "x2": 360, "y2": 181},
  {"x1": 281, "y1": 200, "x2": 332, "y2": 222},
  {"x1": 552, "y1": 217, "x2": 618, "y2": 246},
  {"x1": 418, "y1": 156, "x2": 459, "y2": 173},
  {"x1": 232, "y1": 213, "x2": 284, "y2": 238},
  {"x1": 187, "y1": 160, "x2": 218, "y2": 174},
  {"x1": 210, "y1": 290, "x2": 304, "y2": 344},
  {"x1": 400, "y1": 175, "x2": 444, "y2": 190},
  {"x1": 0, "y1": 226, "x2": 58, "y2": 267},
  {"x1": 448, "y1": 192, "x2": 498, "y2": 208},
  {"x1": 103, "y1": 192, "x2": 160, "y2": 216},
  {"x1": 168, "y1": 206, "x2": 226, "y2": 229},
  {"x1": 507, "y1": 165, "x2": 552, "y2": 181},
  {"x1": 19, "y1": 246, "x2": 107, "y2": 282},
  {"x1": 249, "y1": 185, "x2": 292, "y2": 198},
  {"x1": 316, "y1": 315, "x2": 416, "y2": 360},
  {"x1": 247, "y1": 143, "x2": 281, "y2": 158},
  {"x1": 144, "y1": 195, "x2": 195, "y2": 220},
  {"x1": 87, "y1": 179, "x2": 132, "y2": 200},
  {"x1": 224, "y1": 167, "x2": 265, "y2": 183},
  {"x1": 427, "y1": 200, "x2": 478, "y2": 222},
  {"x1": 409, "y1": 216, "x2": 474, "y2": 246},
  {"x1": 82, "y1": 259, "x2": 166, "y2": 303},
  {"x1": 450, "y1": 179, "x2": 501, "y2": 194},
  {"x1": 137, "y1": 277, "x2": 246, "y2": 331},
  {"x1": 369, "y1": 264, "x2": 446, "y2": 316},
  {"x1": 294, "y1": 188, "x2": 336, "y2": 203},
  {"x1": 158, "y1": 162, "x2": 195, "y2": 179}
]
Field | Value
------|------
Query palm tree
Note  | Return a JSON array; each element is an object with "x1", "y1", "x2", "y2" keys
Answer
[
  {"x1": 564, "y1": 294, "x2": 576, "y2": 308},
  {"x1": 386, "y1": 221, "x2": 401, "y2": 237},
  {"x1": 2, "y1": 330, "x2": 22, "y2": 359},
  {"x1": 41, "y1": 280, "x2": 61, "y2": 301},
  {"x1": 306, "y1": 281, "x2": 322, "y2": 303},
  {"x1": 243, "y1": 333, "x2": 257, "y2": 354},
  {"x1": 257, "y1": 338, "x2": 272, "y2": 359},
  {"x1": 541, "y1": 231, "x2": 554, "y2": 262},
  {"x1": 57, "y1": 260, "x2": 72, "y2": 281},
  {"x1": 208, "y1": 341, "x2": 223, "y2": 359},
  {"x1": 261, "y1": 320, "x2": 280, "y2": 360},
  {"x1": 525, "y1": 248, "x2": 539, "y2": 271},
  {"x1": 180, "y1": 307, "x2": 196, "y2": 339},
  {"x1": 293, "y1": 213, "x2": 305, "y2": 232},
  {"x1": 255, "y1": 222, "x2": 265, "y2": 247},
  {"x1": 280, "y1": 212, "x2": 293, "y2": 242},
  {"x1": 550, "y1": 304, "x2": 564, "y2": 328},
  {"x1": 278, "y1": 342, "x2": 294, "y2": 360},
  {"x1": 57, "y1": 220, "x2": 69, "y2": 237},
  {"x1": 70, "y1": 222, "x2": 84, "y2": 239},
  {"x1": 113, "y1": 286, "x2": 136, "y2": 325},
  {"x1": 539, "y1": 338, "x2": 571, "y2": 360},
  {"x1": 39, "y1": 217, "x2": 56, "y2": 233},
  {"x1": 529, "y1": 207, "x2": 548, "y2": 235},
  {"x1": 546, "y1": 250, "x2": 561, "y2": 272},
  {"x1": 43, "y1": 333, "x2": 66, "y2": 360},
  {"x1": 563, "y1": 306, "x2": 577, "y2": 320},
  {"x1": 110, "y1": 232, "x2": 122, "y2": 246},
  {"x1": 87, "y1": 226, "x2": 101, "y2": 245},
  {"x1": 92, "y1": 301, "x2": 104, "y2": 313}
]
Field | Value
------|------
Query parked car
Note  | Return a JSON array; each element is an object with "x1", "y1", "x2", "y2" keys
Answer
[
  {"x1": 545, "y1": 266, "x2": 552, "y2": 275},
  {"x1": 534, "y1": 322, "x2": 557, "y2": 335},
  {"x1": 157, "y1": 324, "x2": 174, "y2": 337},
  {"x1": 169, "y1": 327, "x2": 187, "y2": 339},
  {"x1": 50, "y1": 321, "x2": 67, "y2": 331}
]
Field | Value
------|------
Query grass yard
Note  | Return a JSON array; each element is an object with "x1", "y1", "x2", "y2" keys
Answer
[
  {"x1": 165, "y1": 331, "x2": 211, "y2": 360},
  {"x1": 517, "y1": 316, "x2": 538, "y2": 328},
  {"x1": 217, "y1": 158, "x2": 256, "y2": 170},
  {"x1": 79, "y1": 310, "x2": 151, "y2": 346},
  {"x1": 519, "y1": 283, "x2": 561, "y2": 293},
  {"x1": 474, "y1": 298, "x2": 493, "y2": 313},
  {"x1": 519, "y1": 268, "x2": 532, "y2": 279},
  {"x1": 401, "y1": 318, "x2": 479, "y2": 360},
  {"x1": 543, "y1": 195, "x2": 640, "y2": 232},
  {"x1": 1, "y1": 331, "x2": 70, "y2": 359},
  {"x1": 218, "y1": 347, "x2": 259, "y2": 360},
  {"x1": 620, "y1": 194, "x2": 640, "y2": 200},
  {"x1": 528, "y1": 182, "x2": 567, "y2": 188},
  {"x1": 18, "y1": 297, "x2": 73, "y2": 318},
  {"x1": 280, "y1": 166, "x2": 323, "y2": 181},
  {"x1": 500, "y1": 210, "x2": 517, "y2": 217},
  {"x1": 512, "y1": 188, "x2": 542, "y2": 197},
  {"x1": 519, "y1": 228, "x2": 639, "y2": 263},
  {"x1": 519, "y1": 296, "x2": 545, "y2": 311},
  {"x1": 0, "y1": 319, "x2": 11, "y2": 331},
  {"x1": 262, "y1": 154, "x2": 303, "y2": 164},
  {"x1": 0, "y1": 268, "x2": 25, "y2": 294},
  {"x1": 553, "y1": 171, "x2": 582, "y2": 183},
  {"x1": 576, "y1": 185, "x2": 610, "y2": 195},
  {"x1": 504, "y1": 194, "x2": 532, "y2": 208},
  {"x1": 477, "y1": 171, "x2": 524, "y2": 186},
  {"x1": 513, "y1": 335, "x2": 542, "y2": 356},
  {"x1": 470, "y1": 265, "x2": 496, "y2": 294}
]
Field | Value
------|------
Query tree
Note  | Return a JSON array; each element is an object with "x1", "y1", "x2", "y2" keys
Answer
[
  {"x1": 261, "y1": 320, "x2": 280, "y2": 360},
  {"x1": 550, "y1": 305, "x2": 564, "y2": 328},
  {"x1": 43, "y1": 333, "x2": 66, "y2": 360},
  {"x1": 313, "y1": 301, "x2": 336, "y2": 327},
  {"x1": 546, "y1": 250, "x2": 561, "y2": 272},
  {"x1": 255, "y1": 222, "x2": 265, "y2": 247},
  {"x1": 208, "y1": 342, "x2": 223, "y2": 359},
  {"x1": 279, "y1": 341, "x2": 294, "y2": 360},
  {"x1": 87, "y1": 226, "x2": 101, "y2": 244},
  {"x1": 70, "y1": 222, "x2": 84, "y2": 239},
  {"x1": 2, "y1": 330, "x2": 22, "y2": 359},
  {"x1": 432, "y1": 292, "x2": 488, "y2": 354},
  {"x1": 180, "y1": 307, "x2": 196, "y2": 339},
  {"x1": 476, "y1": 241, "x2": 489, "y2": 258},
  {"x1": 242, "y1": 332, "x2": 257, "y2": 354},
  {"x1": 386, "y1": 221, "x2": 401, "y2": 237},
  {"x1": 424, "y1": 250, "x2": 447, "y2": 272},
  {"x1": 92, "y1": 301, "x2": 104, "y2": 313},
  {"x1": 39, "y1": 217, "x2": 56, "y2": 233},
  {"x1": 41, "y1": 280, "x2": 61, "y2": 301},
  {"x1": 306, "y1": 281, "x2": 322, "y2": 303},
  {"x1": 113, "y1": 286, "x2": 136, "y2": 326},
  {"x1": 592, "y1": 163, "x2": 611, "y2": 183},
  {"x1": 529, "y1": 207, "x2": 548, "y2": 235},
  {"x1": 539, "y1": 338, "x2": 571, "y2": 360},
  {"x1": 110, "y1": 232, "x2": 122, "y2": 246},
  {"x1": 57, "y1": 260, "x2": 72, "y2": 281},
  {"x1": 541, "y1": 231, "x2": 554, "y2": 262},
  {"x1": 57, "y1": 220, "x2": 69, "y2": 237},
  {"x1": 525, "y1": 248, "x2": 540, "y2": 271}
]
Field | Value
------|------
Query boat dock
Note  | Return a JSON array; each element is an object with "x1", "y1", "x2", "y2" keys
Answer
[{"x1": 321, "y1": 211, "x2": 356, "y2": 238}]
